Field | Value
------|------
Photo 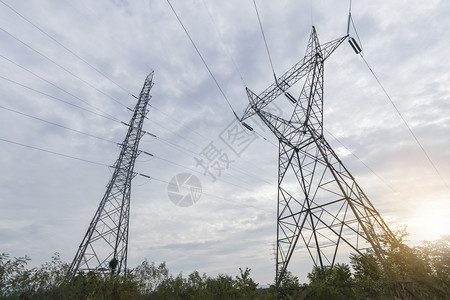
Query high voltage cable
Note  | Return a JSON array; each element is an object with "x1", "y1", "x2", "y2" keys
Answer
[
  {"x1": 162, "y1": 2, "x2": 396, "y2": 195},
  {"x1": 146, "y1": 102, "x2": 277, "y2": 182},
  {"x1": 143, "y1": 132, "x2": 274, "y2": 186},
  {"x1": 193, "y1": 0, "x2": 279, "y2": 149},
  {"x1": 0, "y1": 0, "x2": 134, "y2": 98},
  {"x1": 252, "y1": 0, "x2": 277, "y2": 81},
  {"x1": 0, "y1": 75, "x2": 121, "y2": 123},
  {"x1": 0, "y1": 53, "x2": 119, "y2": 121},
  {"x1": 324, "y1": 128, "x2": 397, "y2": 194},
  {"x1": 359, "y1": 55, "x2": 449, "y2": 190},
  {"x1": 149, "y1": 104, "x2": 207, "y2": 141},
  {"x1": 149, "y1": 103, "x2": 275, "y2": 175},
  {"x1": 143, "y1": 127, "x2": 275, "y2": 185},
  {"x1": 0, "y1": 0, "x2": 276, "y2": 218},
  {"x1": 222, "y1": 0, "x2": 396, "y2": 195},
  {"x1": 0, "y1": 107, "x2": 272, "y2": 208},
  {"x1": 0, "y1": 110, "x2": 264, "y2": 194},
  {"x1": 165, "y1": 0, "x2": 284, "y2": 153},
  {"x1": 253, "y1": 129, "x2": 278, "y2": 148},
  {"x1": 147, "y1": 151, "x2": 266, "y2": 192},
  {"x1": 146, "y1": 106, "x2": 277, "y2": 180},
  {"x1": 145, "y1": 116, "x2": 199, "y2": 148},
  {"x1": 149, "y1": 102, "x2": 277, "y2": 166},
  {"x1": 139, "y1": 173, "x2": 272, "y2": 213},
  {"x1": 1, "y1": 0, "x2": 390, "y2": 196},
  {"x1": 201, "y1": 0, "x2": 247, "y2": 87},
  {"x1": 0, "y1": 26, "x2": 128, "y2": 109},
  {"x1": 165, "y1": 0, "x2": 239, "y2": 120},
  {"x1": 0, "y1": 137, "x2": 109, "y2": 167},
  {"x1": 346, "y1": 2, "x2": 449, "y2": 191},
  {"x1": 309, "y1": 0, "x2": 314, "y2": 26},
  {"x1": 0, "y1": 104, "x2": 117, "y2": 144},
  {"x1": 199, "y1": 1, "x2": 280, "y2": 150}
]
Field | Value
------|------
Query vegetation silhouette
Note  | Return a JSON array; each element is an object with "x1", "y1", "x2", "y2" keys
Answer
[{"x1": 1, "y1": 232, "x2": 448, "y2": 299}]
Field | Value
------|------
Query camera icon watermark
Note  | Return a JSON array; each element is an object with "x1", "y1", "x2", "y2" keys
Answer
[{"x1": 167, "y1": 173, "x2": 202, "y2": 207}]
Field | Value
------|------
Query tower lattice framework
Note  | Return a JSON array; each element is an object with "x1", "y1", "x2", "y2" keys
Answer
[
  {"x1": 241, "y1": 28, "x2": 395, "y2": 288},
  {"x1": 68, "y1": 72, "x2": 154, "y2": 278}
]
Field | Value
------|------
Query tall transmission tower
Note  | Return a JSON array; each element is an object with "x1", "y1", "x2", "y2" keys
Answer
[
  {"x1": 241, "y1": 27, "x2": 396, "y2": 288},
  {"x1": 68, "y1": 72, "x2": 154, "y2": 278}
]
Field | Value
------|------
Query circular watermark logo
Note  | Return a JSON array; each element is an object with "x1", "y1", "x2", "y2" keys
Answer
[{"x1": 167, "y1": 173, "x2": 202, "y2": 207}]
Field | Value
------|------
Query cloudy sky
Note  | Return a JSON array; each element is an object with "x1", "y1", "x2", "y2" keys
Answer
[{"x1": 1, "y1": 0, "x2": 449, "y2": 285}]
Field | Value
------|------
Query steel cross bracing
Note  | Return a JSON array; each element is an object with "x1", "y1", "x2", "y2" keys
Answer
[
  {"x1": 241, "y1": 27, "x2": 396, "y2": 288},
  {"x1": 68, "y1": 72, "x2": 154, "y2": 278}
]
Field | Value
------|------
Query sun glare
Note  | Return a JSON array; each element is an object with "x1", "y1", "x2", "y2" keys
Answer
[{"x1": 412, "y1": 209, "x2": 448, "y2": 242}]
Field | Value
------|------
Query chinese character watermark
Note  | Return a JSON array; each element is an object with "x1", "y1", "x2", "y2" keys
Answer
[
  {"x1": 194, "y1": 141, "x2": 234, "y2": 182},
  {"x1": 219, "y1": 119, "x2": 258, "y2": 157},
  {"x1": 168, "y1": 101, "x2": 283, "y2": 206}
]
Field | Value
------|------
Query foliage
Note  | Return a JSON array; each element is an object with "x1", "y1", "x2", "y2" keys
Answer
[
  {"x1": 304, "y1": 264, "x2": 353, "y2": 299},
  {"x1": 0, "y1": 253, "x2": 34, "y2": 297},
  {"x1": 235, "y1": 267, "x2": 258, "y2": 299},
  {"x1": 350, "y1": 231, "x2": 449, "y2": 299},
  {"x1": 148, "y1": 268, "x2": 260, "y2": 299},
  {"x1": 133, "y1": 260, "x2": 168, "y2": 295},
  {"x1": 1, "y1": 233, "x2": 448, "y2": 299},
  {"x1": 416, "y1": 235, "x2": 450, "y2": 290}
]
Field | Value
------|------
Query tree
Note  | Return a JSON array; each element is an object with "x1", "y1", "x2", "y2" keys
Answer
[
  {"x1": 350, "y1": 228, "x2": 449, "y2": 299},
  {"x1": 416, "y1": 236, "x2": 450, "y2": 288},
  {"x1": 235, "y1": 267, "x2": 258, "y2": 299},
  {"x1": 132, "y1": 260, "x2": 169, "y2": 296},
  {"x1": 31, "y1": 253, "x2": 68, "y2": 292},
  {"x1": 273, "y1": 270, "x2": 304, "y2": 299},
  {"x1": 350, "y1": 251, "x2": 386, "y2": 299},
  {"x1": 152, "y1": 273, "x2": 187, "y2": 299},
  {"x1": 205, "y1": 273, "x2": 237, "y2": 299},
  {"x1": 305, "y1": 264, "x2": 353, "y2": 299},
  {"x1": 0, "y1": 253, "x2": 34, "y2": 298}
]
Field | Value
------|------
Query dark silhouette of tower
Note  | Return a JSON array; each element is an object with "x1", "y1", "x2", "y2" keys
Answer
[
  {"x1": 240, "y1": 28, "x2": 395, "y2": 288},
  {"x1": 68, "y1": 72, "x2": 154, "y2": 278}
]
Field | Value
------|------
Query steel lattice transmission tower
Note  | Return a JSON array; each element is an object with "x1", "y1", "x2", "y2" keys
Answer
[
  {"x1": 240, "y1": 27, "x2": 395, "y2": 288},
  {"x1": 68, "y1": 72, "x2": 154, "y2": 278}
]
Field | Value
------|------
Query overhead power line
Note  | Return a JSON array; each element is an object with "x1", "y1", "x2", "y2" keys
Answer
[
  {"x1": 0, "y1": 75, "x2": 121, "y2": 123},
  {"x1": 165, "y1": 0, "x2": 239, "y2": 120},
  {"x1": 360, "y1": 55, "x2": 449, "y2": 190},
  {"x1": 143, "y1": 131, "x2": 273, "y2": 186},
  {"x1": 0, "y1": 26, "x2": 128, "y2": 109},
  {"x1": 138, "y1": 172, "x2": 272, "y2": 213},
  {"x1": 0, "y1": 53, "x2": 119, "y2": 121},
  {"x1": 149, "y1": 104, "x2": 207, "y2": 141},
  {"x1": 0, "y1": 137, "x2": 109, "y2": 167},
  {"x1": 252, "y1": 0, "x2": 277, "y2": 81},
  {"x1": 156, "y1": 2, "x2": 404, "y2": 196},
  {"x1": 165, "y1": 0, "x2": 280, "y2": 160},
  {"x1": 0, "y1": 104, "x2": 117, "y2": 144},
  {"x1": 0, "y1": 0, "x2": 134, "y2": 97},
  {"x1": 201, "y1": 0, "x2": 247, "y2": 87},
  {"x1": 346, "y1": 3, "x2": 449, "y2": 191},
  {"x1": 324, "y1": 128, "x2": 397, "y2": 194},
  {"x1": 147, "y1": 151, "x2": 265, "y2": 192}
]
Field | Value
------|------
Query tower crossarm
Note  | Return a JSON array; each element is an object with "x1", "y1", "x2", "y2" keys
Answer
[{"x1": 241, "y1": 28, "x2": 347, "y2": 122}]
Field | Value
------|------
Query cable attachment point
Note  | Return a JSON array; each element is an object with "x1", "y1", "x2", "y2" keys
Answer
[
  {"x1": 142, "y1": 151, "x2": 154, "y2": 157},
  {"x1": 284, "y1": 92, "x2": 297, "y2": 104},
  {"x1": 138, "y1": 173, "x2": 151, "y2": 179},
  {"x1": 241, "y1": 122, "x2": 254, "y2": 131},
  {"x1": 349, "y1": 37, "x2": 362, "y2": 54}
]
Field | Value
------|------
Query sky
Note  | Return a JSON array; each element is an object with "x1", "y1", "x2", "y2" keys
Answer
[{"x1": 0, "y1": 0, "x2": 449, "y2": 285}]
